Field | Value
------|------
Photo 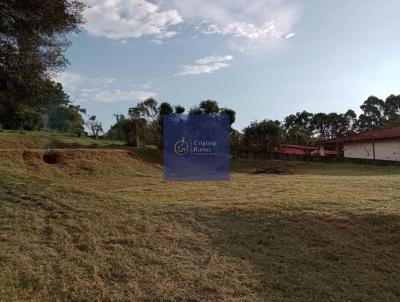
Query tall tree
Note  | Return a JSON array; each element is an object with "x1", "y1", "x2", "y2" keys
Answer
[
  {"x1": 284, "y1": 111, "x2": 314, "y2": 132},
  {"x1": 384, "y1": 94, "x2": 400, "y2": 124},
  {"x1": 190, "y1": 100, "x2": 220, "y2": 115},
  {"x1": 45, "y1": 104, "x2": 85, "y2": 136},
  {"x1": 189, "y1": 100, "x2": 235, "y2": 128},
  {"x1": 0, "y1": 0, "x2": 85, "y2": 129},
  {"x1": 343, "y1": 109, "x2": 357, "y2": 133},
  {"x1": 174, "y1": 105, "x2": 185, "y2": 114},
  {"x1": 199, "y1": 100, "x2": 220, "y2": 115},
  {"x1": 128, "y1": 98, "x2": 159, "y2": 147},
  {"x1": 86, "y1": 116, "x2": 103, "y2": 140},
  {"x1": 310, "y1": 113, "x2": 330, "y2": 140},
  {"x1": 243, "y1": 120, "x2": 283, "y2": 158},
  {"x1": 284, "y1": 111, "x2": 314, "y2": 144},
  {"x1": 286, "y1": 126, "x2": 313, "y2": 146},
  {"x1": 157, "y1": 102, "x2": 174, "y2": 148},
  {"x1": 357, "y1": 96, "x2": 386, "y2": 130},
  {"x1": 220, "y1": 107, "x2": 236, "y2": 128}
]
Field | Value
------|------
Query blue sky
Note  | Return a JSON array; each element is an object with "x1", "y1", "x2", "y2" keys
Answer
[{"x1": 56, "y1": 0, "x2": 400, "y2": 131}]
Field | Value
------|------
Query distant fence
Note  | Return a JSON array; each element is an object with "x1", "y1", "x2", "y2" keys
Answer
[
  {"x1": 234, "y1": 149, "x2": 309, "y2": 161},
  {"x1": 233, "y1": 149, "x2": 400, "y2": 166}
]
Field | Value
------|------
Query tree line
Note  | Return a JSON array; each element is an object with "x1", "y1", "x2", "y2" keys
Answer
[
  {"x1": 107, "y1": 99, "x2": 236, "y2": 147},
  {"x1": 2, "y1": 0, "x2": 400, "y2": 152},
  {"x1": 238, "y1": 94, "x2": 400, "y2": 155},
  {"x1": 105, "y1": 94, "x2": 400, "y2": 156}
]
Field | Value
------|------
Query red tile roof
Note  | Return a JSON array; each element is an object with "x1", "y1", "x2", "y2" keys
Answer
[
  {"x1": 333, "y1": 123, "x2": 400, "y2": 143},
  {"x1": 278, "y1": 144, "x2": 319, "y2": 150}
]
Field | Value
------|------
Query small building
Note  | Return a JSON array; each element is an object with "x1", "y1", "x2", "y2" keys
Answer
[
  {"x1": 275, "y1": 144, "x2": 319, "y2": 155},
  {"x1": 330, "y1": 123, "x2": 400, "y2": 161}
]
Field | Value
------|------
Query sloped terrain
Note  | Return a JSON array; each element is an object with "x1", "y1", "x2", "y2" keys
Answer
[
  {"x1": 0, "y1": 149, "x2": 160, "y2": 178},
  {"x1": 1, "y1": 132, "x2": 400, "y2": 301}
]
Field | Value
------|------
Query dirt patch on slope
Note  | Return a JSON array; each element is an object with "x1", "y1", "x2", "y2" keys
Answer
[{"x1": 0, "y1": 149, "x2": 161, "y2": 178}]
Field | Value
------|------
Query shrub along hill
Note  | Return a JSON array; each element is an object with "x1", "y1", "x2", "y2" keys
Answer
[{"x1": 0, "y1": 131, "x2": 400, "y2": 301}]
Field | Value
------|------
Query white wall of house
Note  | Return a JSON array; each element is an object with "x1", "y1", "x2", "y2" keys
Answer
[{"x1": 344, "y1": 139, "x2": 400, "y2": 161}]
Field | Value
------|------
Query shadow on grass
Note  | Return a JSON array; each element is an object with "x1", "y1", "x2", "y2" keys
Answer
[
  {"x1": 231, "y1": 158, "x2": 400, "y2": 176},
  {"x1": 1, "y1": 173, "x2": 399, "y2": 301},
  {"x1": 128, "y1": 147, "x2": 163, "y2": 165},
  {"x1": 162, "y1": 205, "x2": 400, "y2": 301}
]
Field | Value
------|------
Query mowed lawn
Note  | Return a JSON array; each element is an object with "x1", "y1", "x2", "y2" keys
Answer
[{"x1": 0, "y1": 144, "x2": 400, "y2": 301}]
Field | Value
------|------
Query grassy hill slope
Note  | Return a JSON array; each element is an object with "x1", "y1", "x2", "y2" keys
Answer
[{"x1": 1, "y1": 131, "x2": 400, "y2": 301}]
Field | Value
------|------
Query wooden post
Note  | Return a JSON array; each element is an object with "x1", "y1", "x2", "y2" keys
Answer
[
  {"x1": 372, "y1": 139, "x2": 376, "y2": 160},
  {"x1": 320, "y1": 145, "x2": 325, "y2": 157},
  {"x1": 336, "y1": 142, "x2": 339, "y2": 158},
  {"x1": 135, "y1": 120, "x2": 140, "y2": 147}
]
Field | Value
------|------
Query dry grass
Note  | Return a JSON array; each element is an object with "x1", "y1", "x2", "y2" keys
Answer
[{"x1": 0, "y1": 133, "x2": 400, "y2": 301}]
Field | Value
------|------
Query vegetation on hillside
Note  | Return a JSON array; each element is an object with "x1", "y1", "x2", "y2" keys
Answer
[
  {"x1": 0, "y1": 0, "x2": 86, "y2": 133},
  {"x1": 107, "y1": 99, "x2": 236, "y2": 147}
]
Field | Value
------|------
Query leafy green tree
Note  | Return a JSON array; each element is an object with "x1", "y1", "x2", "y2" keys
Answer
[
  {"x1": 128, "y1": 98, "x2": 159, "y2": 147},
  {"x1": 0, "y1": 0, "x2": 85, "y2": 130},
  {"x1": 357, "y1": 96, "x2": 386, "y2": 130},
  {"x1": 15, "y1": 107, "x2": 44, "y2": 133},
  {"x1": 188, "y1": 107, "x2": 203, "y2": 115},
  {"x1": 189, "y1": 101, "x2": 237, "y2": 153},
  {"x1": 39, "y1": 84, "x2": 85, "y2": 135},
  {"x1": 45, "y1": 104, "x2": 84, "y2": 136},
  {"x1": 286, "y1": 126, "x2": 313, "y2": 146},
  {"x1": 157, "y1": 102, "x2": 174, "y2": 148},
  {"x1": 190, "y1": 100, "x2": 220, "y2": 115},
  {"x1": 230, "y1": 129, "x2": 242, "y2": 155},
  {"x1": 284, "y1": 111, "x2": 314, "y2": 132},
  {"x1": 220, "y1": 108, "x2": 236, "y2": 128},
  {"x1": 310, "y1": 113, "x2": 330, "y2": 139},
  {"x1": 199, "y1": 100, "x2": 220, "y2": 115},
  {"x1": 243, "y1": 120, "x2": 283, "y2": 158},
  {"x1": 129, "y1": 98, "x2": 159, "y2": 121},
  {"x1": 159, "y1": 102, "x2": 174, "y2": 117},
  {"x1": 343, "y1": 109, "x2": 357, "y2": 133},
  {"x1": 189, "y1": 101, "x2": 235, "y2": 127},
  {"x1": 107, "y1": 114, "x2": 135, "y2": 144},
  {"x1": 310, "y1": 111, "x2": 356, "y2": 140},
  {"x1": 174, "y1": 105, "x2": 185, "y2": 114},
  {"x1": 86, "y1": 116, "x2": 103, "y2": 140},
  {"x1": 384, "y1": 94, "x2": 400, "y2": 123},
  {"x1": 284, "y1": 111, "x2": 314, "y2": 144}
]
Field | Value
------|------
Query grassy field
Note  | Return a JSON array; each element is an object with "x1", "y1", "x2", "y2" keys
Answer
[{"x1": 0, "y1": 132, "x2": 400, "y2": 301}]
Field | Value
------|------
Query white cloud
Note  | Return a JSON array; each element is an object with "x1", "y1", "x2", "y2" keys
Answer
[
  {"x1": 176, "y1": 55, "x2": 233, "y2": 76},
  {"x1": 53, "y1": 71, "x2": 156, "y2": 103},
  {"x1": 205, "y1": 21, "x2": 283, "y2": 40},
  {"x1": 176, "y1": 63, "x2": 230, "y2": 76},
  {"x1": 52, "y1": 71, "x2": 83, "y2": 92},
  {"x1": 84, "y1": 0, "x2": 183, "y2": 40},
  {"x1": 140, "y1": 80, "x2": 153, "y2": 89},
  {"x1": 196, "y1": 55, "x2": 234, "y2": 65},
  {"x1": 90, "y1": 77, "x2": 117, "y2": 87},
  {"x1": 82, "y1": 0, "x2": 299, "y2": 51},
  {"x1": 164, "y1": 0, "x2": 299, "y2": 42},
  {"x1": 285, "y1": 32, "x2": 296, "y2": 39},
  {"x1": 91, "y1": 89, "x2": 156, "y2": 103}
]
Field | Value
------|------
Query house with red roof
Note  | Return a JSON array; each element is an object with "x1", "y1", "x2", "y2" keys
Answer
[{"x1": 329, "y1": 123, "x2": 400, "y2": 161}]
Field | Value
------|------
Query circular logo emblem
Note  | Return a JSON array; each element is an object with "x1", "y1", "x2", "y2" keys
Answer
[{"x1": 174, "y1": 138, "x2": 189, "y2": 156}]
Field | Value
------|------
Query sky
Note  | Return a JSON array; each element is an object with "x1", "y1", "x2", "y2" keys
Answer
[{"x1": 56, "y1": 0, "x2": 400, "y2": 131}]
